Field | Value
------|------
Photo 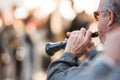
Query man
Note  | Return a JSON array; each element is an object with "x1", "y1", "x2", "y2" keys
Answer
[{"x1": 46, "y1": 0, "x2": 120, "y2": 80}]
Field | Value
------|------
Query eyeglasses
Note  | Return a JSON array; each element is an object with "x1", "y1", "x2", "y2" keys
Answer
[{"x1": 93, "y1": 11, "x2": 107, "y2": 21}]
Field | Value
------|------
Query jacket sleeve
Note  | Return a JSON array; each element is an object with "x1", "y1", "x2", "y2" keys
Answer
[
  {"x1": 46, "y1": 52, "x2": 115, "y2": 80},
  {"x1": 46, "y1": 52, "x2": 78, "y2": 80}
]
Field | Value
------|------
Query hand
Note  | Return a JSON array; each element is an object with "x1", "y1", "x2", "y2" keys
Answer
[{"x1": 64, "y1": 28, "x2": 93, "y2": 58}]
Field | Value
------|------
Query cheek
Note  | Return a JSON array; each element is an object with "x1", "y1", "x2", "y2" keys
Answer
[
  {"x1": 98, "y1": 22, "x2": 104, "y2": 33},
  {"x1": 98, "y1": 20, "x2": 107, "y2": 34},
  {"x1": 98, "y1": 20, "x2": 108, "y2": 42}
]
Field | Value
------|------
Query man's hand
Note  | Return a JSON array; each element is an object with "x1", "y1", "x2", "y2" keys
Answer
[{"x1": 64, "y1": 28, "x2": 93, "y2": 58}]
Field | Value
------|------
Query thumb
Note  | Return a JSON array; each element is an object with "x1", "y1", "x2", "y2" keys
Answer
[{"x1": 66, "y1": 32, "x2": 71, "y2": 37}]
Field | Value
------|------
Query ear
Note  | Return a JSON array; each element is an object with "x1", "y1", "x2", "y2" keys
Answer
[{"x1": 107, "y1": 10, "x2": 115, "y2": 26}]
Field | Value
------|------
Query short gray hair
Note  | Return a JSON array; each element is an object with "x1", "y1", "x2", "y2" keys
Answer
[{"x1": 101, "y1": 0, "x2": 120, "y2": 23}]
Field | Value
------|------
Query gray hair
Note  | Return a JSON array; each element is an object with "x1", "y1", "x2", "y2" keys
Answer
[{"x1": 101, "y1": 0, "x2": 120, "y2": 23}]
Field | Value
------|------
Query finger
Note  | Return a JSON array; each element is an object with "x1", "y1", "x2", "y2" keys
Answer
[
  {"x1": 71, "y1": 30, "x2": 79, "y2": 37},
  {"x1": 64, "y1": 38, "x2": 68, "y2": 41},
  {"x1": 84, "y1": 30, "x2": 92, "y2": 43},
  {"x1": 66, "y1": 32, "x2": 71, "y2": 37},
  {"x1": 87, "y1": 41, "x2": 94, "y2": 48},
  {"x1": 68, "y1": 30, "x2": 81, "y2": 48},
  {"x1": 80, "y1": 28, "x2": 86, "y2": 36}
]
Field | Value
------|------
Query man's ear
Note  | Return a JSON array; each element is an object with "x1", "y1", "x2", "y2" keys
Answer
[{"x1": 107, "y1": 10, "x2": 115, "y2": 26}]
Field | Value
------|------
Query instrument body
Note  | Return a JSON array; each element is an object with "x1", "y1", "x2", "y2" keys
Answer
[{"x1": 45, "y1": 32, "x2": 99, "y2": 56}]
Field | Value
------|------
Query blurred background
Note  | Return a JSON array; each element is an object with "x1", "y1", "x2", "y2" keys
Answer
[{"x1": 0, "y1": 0, "x2": 103, "y2": 80}]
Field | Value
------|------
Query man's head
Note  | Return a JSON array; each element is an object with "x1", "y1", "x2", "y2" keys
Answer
[{"x1": 94, "y1": 0, "x2": 120, "y2": 43}]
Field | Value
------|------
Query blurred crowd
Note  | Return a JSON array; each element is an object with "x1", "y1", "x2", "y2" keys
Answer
[{"x1": 0, "y1": 0, "x2": 101, "y2": 80}]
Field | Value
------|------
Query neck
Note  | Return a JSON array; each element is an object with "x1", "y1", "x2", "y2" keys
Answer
[{"x1": 103, "y1": 25, "x2": 120, "y2": 64}]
